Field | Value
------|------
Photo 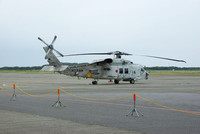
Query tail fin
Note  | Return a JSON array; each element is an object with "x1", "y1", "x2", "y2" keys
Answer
[
  {"x1": 38, "y1": 36, "x2": 63, "y2": 67},
  {"x1": 43, "y1": 46, "x2": 62, "y2": 67}
]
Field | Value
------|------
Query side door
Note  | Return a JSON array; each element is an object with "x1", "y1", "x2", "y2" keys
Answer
[
  {"x1": 117, "y1": 66, "x2": 130, "y2": 79},
  {"x1": 129, "y1": 66, "x2": 137, "y2": 79}
]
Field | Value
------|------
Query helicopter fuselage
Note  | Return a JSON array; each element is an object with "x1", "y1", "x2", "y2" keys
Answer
[{"x1": 58, "y1": 58, "x2": 149, "y2": 84}]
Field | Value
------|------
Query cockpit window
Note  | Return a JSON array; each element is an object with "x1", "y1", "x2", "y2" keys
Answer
[{"x1": 141, "y1": 68, "x2": 144, "y2": 73}]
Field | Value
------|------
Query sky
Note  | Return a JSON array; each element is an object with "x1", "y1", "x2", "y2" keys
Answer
[{"x1": 0, "y1": 0, "x2": 200, "y2": 67}]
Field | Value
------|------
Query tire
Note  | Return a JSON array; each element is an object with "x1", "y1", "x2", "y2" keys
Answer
[
  {"x1": 114, "y1": 79, "x2": 119, "y2": 84},
  {"x1": 130, "y1": 79, "x2": 135, "y2": 84},
  {"x1": 92, "y1": 81, "x2": 97, "y2": 85}
]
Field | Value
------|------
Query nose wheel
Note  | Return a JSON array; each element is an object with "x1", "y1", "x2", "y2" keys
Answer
[{"x1": 130, "y1": 79, "x2": 135, "y2": 84}]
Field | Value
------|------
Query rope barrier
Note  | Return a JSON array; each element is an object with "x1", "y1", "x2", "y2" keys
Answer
[
  {"x1": 0, "y1": 84, "x2": 13, "y2": 89},
  {"x1": 60, "y1": 89, "x2": 133, "y2": 101},
  {"x1": 1, "y1": 84, "x2": 200, "y2": 115},
  {"x1": 136, "y1": 94, "x2": 200, "y2": 116},
  {"x1": 16, "y1": 86, "x2": 57, "y2": 97}
]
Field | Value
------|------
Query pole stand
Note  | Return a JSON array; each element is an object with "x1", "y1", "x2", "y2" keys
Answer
[
  {"x1": 10, "y1": 88, "x2": 17, "y2": 101},
  {"x1": 126, "y1": 106, "x2": 143, "y2": 117},
  {"x1": 52, "y1": 100, "x2": 65, "y2": 107},
  {"x1": 52, "y1": 89, "x2": 65, "y2": 108},
  {"x1": 126, "y1": 93, "x2": 143, "y2": 117}
]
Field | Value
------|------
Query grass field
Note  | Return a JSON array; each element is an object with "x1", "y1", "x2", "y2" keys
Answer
[
  {"x1": 0, "y1": 70, "x2": 200, "y2": 75},
  {"x1": 147, "y1": 70, "x2": 200, "y2": 75}
]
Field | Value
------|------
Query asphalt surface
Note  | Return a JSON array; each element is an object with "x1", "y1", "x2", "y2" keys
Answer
[{"x1": 0, "y1": 73, "x2": 200, "y2": 134}]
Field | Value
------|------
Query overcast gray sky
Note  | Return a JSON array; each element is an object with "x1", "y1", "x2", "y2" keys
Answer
[{"x1": 0, "y1": 0, "x2": 199, "y2": 67}]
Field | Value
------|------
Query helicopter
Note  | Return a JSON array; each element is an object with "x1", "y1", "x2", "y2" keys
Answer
[{"x1": 38, "y1": 35, "x2": 186, "y2": 85}]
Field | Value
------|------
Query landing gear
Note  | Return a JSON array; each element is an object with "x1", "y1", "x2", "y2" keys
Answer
[
  {"x1": 130, "y1": 79, "x2": 135, "y2": 84},
  {"x1": 92, "y1": 81, "x2": 98, "y2": 85},
  {"x1": 114, "y1": 79, "x2": 119, "y2": 84}
]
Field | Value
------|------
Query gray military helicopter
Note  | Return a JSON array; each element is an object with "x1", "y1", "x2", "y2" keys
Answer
[{"x1": 38, "y1": 36, "x2": 186, "y2": 85}]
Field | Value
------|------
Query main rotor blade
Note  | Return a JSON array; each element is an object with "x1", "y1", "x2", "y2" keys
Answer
[
  {"x1": 50, "y1": 35, "x2": 57, "y2": 46},
  {"x1": 54, "y1": 48, "x2": 64, "y2": 57},
  {"x1": 63, "y1": 52, "x2": 113, "y2": 57},
  {"x1": 141, "y1": 55, "x2": 186, "y2": 63},
  {"x1": 62, "y1": 51, "x2": 132, "y2": 57},
  {"x1": 38, "y1": 37, "x2": 49, "y2": 47}
]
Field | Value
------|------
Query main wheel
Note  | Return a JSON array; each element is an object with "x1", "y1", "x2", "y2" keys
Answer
[
  {"x1": 130, "y1": 79, "x2": 135, "y2": 84},
  {"x1": 92, "y1": 81, "x2": 97, "y2": 85},
  {"x1": 114, "y1": 79, "x2": 119, "y2": 84}
]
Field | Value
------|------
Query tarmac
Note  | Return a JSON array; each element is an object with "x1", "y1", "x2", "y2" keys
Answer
[{"x1": 0, "y1": 73, "x2": 200, "y2": 134}]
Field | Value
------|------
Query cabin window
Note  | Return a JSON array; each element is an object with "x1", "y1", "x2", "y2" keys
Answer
[
  {"x1": 125, "y1": 68, "x2": 128, "y2": 74},
  {"x1": 103, "y1": 68, "x2": 110, "y2": 71},
  {"x1": 119, "y1": 68, "x2": 123, "y2": 74},
  {"x1": 78, "y1": 69, "x2": 83, "y2": 72},
  {"x1": 89, "y1": 69, "x2": 98, "y2": 74}
]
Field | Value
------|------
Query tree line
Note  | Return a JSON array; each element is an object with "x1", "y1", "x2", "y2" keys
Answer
[
  {"x1": 0, "y1": 66, "x2": 43, "y2": 70},
  {"x1": 0, "y1": 63, "x2": 200, "y2": 71}
]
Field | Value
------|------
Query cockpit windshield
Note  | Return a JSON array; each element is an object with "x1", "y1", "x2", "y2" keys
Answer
[{"x1": 141, "y1": 68, "x2": 145, "y2": 73}]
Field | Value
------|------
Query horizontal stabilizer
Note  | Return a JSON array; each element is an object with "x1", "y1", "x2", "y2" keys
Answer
[{"x1": 41, "y1": 65, "x2": 68, "y2": 72}]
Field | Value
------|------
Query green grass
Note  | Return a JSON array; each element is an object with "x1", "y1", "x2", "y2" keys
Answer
[
  {"x1": 148, "y1": 70, "x2": 200, "y2": 75},
  {"x1": 0, "y1": 70, "x2": 54, "y2": 73}
]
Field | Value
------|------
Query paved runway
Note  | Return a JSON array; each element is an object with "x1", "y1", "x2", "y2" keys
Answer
[{"x1": 0, "y1": 73, "x2": 200, "y2": 134}]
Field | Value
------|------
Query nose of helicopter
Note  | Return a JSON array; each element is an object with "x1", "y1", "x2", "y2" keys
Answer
[{"x1": 145, "y1": 72, "x2": 149, "y2": 79}]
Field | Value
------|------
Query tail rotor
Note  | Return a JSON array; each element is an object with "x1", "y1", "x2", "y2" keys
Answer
[
  {"x1": 38, "y1": 35, "x2": 63, "y2": 67},
  {"x1": 38, "y1": 35, "x2": 64, "y2": 57}
]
